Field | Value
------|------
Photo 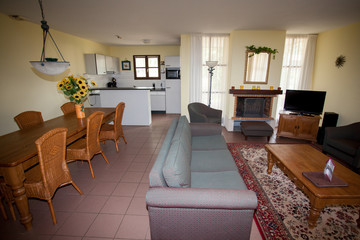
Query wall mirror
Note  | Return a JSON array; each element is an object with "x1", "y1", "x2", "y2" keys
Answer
[{"x1": 244, "y1": 51, "x2": 271, "y2": 84}]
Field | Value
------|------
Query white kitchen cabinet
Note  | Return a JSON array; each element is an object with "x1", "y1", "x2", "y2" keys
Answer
[
  {"x1": 165, "y1": 80, "x2": 181, "y2": 114},
  {"x1": 165, "y1": 56, "x2": 180, "y2": 68},
  {"x1": 85, "y1": 54, "x2": 107, "y2": 75},
  {"x1": 105, "y1": 56, "x2": 120, "y2": 74},
  {"x1": 150, "y1": 91, "x2": 166, "y2": 111}
]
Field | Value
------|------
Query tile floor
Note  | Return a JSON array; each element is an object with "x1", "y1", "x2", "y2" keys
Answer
[{"x1": 0, "y1": 113, "x2": 307, "y2": 240}]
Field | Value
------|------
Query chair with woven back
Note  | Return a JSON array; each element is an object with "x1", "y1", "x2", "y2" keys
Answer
[
  {"x1": 60, "y1": 102, "x2": 76, "y2": 115},
  {"x1": 0, "y1": 178, "x2": 16, "y2": 221},
  {"x1": 24, "y1": 128, "x2": 83, "y2": 225},
  {"x1": 14, "y1": 111, "x2": 44, "y2": 130},
  {"x1": 100, "y1": 102, "x2": 127, "y2": 152},
  {"x1": 66, "y1": 111, "x2": 109, "y2": 178}
]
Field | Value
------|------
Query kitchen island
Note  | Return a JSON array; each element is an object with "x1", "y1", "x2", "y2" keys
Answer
[{"x1": 86, "y1": 87, "x2": 162, "y2": 126}]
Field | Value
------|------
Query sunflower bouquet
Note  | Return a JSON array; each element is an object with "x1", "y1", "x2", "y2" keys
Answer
[{"x1": 57, "y1": 75, "x2": 97, "y2": 104}]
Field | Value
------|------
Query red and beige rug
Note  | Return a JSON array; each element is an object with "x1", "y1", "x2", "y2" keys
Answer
[{"x1": 227, "y1": 143, "x2": 360, "y2": 240}]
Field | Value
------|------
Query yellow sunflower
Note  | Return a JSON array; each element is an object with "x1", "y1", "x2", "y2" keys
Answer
[
  {"x1": 65, "y1": 79, "x2": 71, "y2": 85},
  {"x1": 76, "y1": 78, "x2": 85, "y2": 86},
  {"x1": 80, "y1": 84, "x2": 88, "y2": 91},
  {"x1": 66, "y1": 84, "x2": 73, "y2": 90},
  {"x1": 79, "y1": 90, "x2": 87, "y2": 97},
  {"x1": 73, "y1": 93, "x2": 81, "y2": 100},
  {"x1": 57, "y1": 81, "x2": 64, "y2": 89},
  {"x1": 91, "y1": 81, "x2": 98, "y2": 87}
]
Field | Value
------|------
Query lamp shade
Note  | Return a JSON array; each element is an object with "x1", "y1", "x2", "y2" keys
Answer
[
  {"x1": 30, "y1": 61, "x2": 70, "y2": 75},
  {"x1": 206, "y1": 61, "x2": 218, "y2": 68}
]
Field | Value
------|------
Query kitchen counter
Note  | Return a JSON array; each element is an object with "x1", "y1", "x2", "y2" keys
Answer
[
  {"x1": 91, "y1": 87, "x2": 165, "y2": 91},
  {"x1": 85, "y1": 88, "x2": 152, "y2": 125}
]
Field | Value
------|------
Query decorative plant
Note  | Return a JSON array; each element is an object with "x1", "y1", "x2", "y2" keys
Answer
[
  {"x1": 57, "y1": 75, "x2": 97, "y2": 104},
  {"x1": 246, "y1": 45, "x2": 278, "y2": 59}
]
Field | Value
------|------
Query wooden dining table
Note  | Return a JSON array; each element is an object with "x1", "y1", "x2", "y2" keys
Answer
[{"x1": 0, "y1": 108, "x2": 115, "y2": 230}]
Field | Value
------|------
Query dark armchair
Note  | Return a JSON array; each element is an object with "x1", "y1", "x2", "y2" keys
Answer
[
  {"x1": 322, "y1": 122, "x2": 360, "y2": 170},
  {"x1": 188, "y1": 102, "x2": 222, "y2": 124}
]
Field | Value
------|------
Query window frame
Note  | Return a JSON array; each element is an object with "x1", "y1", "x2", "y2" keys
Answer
[{"x1": 133, "y1": 55, "x2": 161, "y2": 80}]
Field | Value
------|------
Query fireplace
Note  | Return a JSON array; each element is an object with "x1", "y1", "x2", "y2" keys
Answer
[{"x1": 230, "y1": 89, "x2": 282, "y2": 121}]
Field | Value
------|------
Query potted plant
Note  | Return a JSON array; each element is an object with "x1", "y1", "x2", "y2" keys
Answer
[{"x1": 57, "y1": 75, "x2": 97, "y2": 118}]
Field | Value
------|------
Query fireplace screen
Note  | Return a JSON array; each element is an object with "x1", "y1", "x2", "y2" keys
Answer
[{"x1": 236, "y1": 96, "x2": 271, "y2": 119}]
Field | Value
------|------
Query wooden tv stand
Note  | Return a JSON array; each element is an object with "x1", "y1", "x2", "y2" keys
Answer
[{"x1": 277, "y1": 113, "x2": 320, "y2": 142}]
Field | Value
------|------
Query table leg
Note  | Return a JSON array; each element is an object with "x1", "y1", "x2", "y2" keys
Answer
[
  {"x1": 267, "y1": 152, "x2": 274, "y2": 174},
  {"x1": 2, "y1": 165, "x2": 32, "y2": 230},
  {"x1": 308, "y1": 198, "x2": 324, "y2": 229}
]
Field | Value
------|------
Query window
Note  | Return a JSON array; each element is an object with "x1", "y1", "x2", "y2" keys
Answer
[
  {"x1": 201, "y1": 35, "x2": 229, "y2": 110},
  {"x1": 133, "y1": 55, "x2": 160, "y2": 80}
]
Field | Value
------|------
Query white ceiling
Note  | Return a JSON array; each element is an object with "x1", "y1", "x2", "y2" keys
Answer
[{"x1": 1, "y1": 0, "x2": 360, "y2": 46}]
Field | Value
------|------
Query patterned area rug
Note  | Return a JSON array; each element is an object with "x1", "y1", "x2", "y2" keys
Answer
[{"x1": 227, "y1": 143, "x2": 360, "y2": 240}]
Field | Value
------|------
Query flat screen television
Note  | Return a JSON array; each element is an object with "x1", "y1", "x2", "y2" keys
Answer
[{"x1": 284, "y1": 90, "x2": 326, "y2": 115}]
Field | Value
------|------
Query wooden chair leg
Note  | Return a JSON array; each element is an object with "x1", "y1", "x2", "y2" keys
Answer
[
  {"x1": 0, "y1": 200, "x2": 8, "y2": 220},
  {"x1": 115, "y1": 139, "x2": 119, "y2": 152},
  {"x1": 88, "y1": 160, "x2": 95, "y2": 178},
  {"x1": 47, "y1": 200, "x2": 57, "y2": 225},
  {"x1": 8, "y1": 201, "x2": 16, "y2": 221},
  {"x1": 71, "y1": 182, "x2": 83, "y2": 195},
  {"x1": 122, "y1": 135, "x2": 127, "y2": 144},
  {"x1": 100, "y1": 151, "x2": 109, "y2": 164}
]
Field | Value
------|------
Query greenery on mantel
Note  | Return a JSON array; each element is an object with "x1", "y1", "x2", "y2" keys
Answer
[{"x1": 246, "y1": 45, "x2": 278, "y2": 59}]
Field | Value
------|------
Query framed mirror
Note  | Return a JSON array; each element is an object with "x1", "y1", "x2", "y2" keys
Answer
[{"x1": 244, "y1": 50, "x2": 271, "y2": 84}]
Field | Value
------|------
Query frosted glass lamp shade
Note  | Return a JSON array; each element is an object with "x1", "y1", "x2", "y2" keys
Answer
[
  {"x1": 206, "y1": 61, "x2": 218, "y2": 68},
  {"x1": 30, "y1": 61, "x2": 70, "y2": 75}
]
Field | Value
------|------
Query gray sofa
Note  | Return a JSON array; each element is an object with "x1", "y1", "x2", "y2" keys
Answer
[
  {"x1": 146, "y1": 116, "x2": 258, "y2": 240},
  {"x1": 322, "y1": 122, "x2": 360, "y2": 170}
]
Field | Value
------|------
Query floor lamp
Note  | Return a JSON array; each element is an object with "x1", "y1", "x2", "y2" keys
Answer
[{"x1": 206, "y1": 61, "x2": 218, "y2": 107}]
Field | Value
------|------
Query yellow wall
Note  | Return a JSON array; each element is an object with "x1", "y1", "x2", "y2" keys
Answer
[
  {"x1": 227, "y1": 31, "x2": 286, "y2": 121},
  {"x1": 109, "y1": 45, "x2": 180, "y2": 67},
  {"x1": 0, "y1": 13, "x2": 109, "y2": 135},
  {"x1": 312, "y1": 22, "x2": 360, "y2": 126}
]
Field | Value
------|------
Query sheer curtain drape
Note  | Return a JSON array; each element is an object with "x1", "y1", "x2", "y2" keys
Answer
[
  {"x1": 189, "y1": 34, "x2": 229, "y2": 112},
  {"x1": 275, "y1": 34, "x2": 318, "y2": 121}
]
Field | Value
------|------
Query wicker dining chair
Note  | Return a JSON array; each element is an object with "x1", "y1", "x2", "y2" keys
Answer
[
  {"x1": 0, "y1": 178, "x2": 16, "y2": 221},
  {"x1": 100, "y1": 102, "x2": 127, "y2": 152},
  {"x1": 66, "y1": 111, "x2": 109, "y2": 178},
  {"x1": 60, "y1": 102, "x2": 76, "y2": 115},
  {"x1": 14, "y1": 111, "x2": 44, "y2": 130},
  {"x1": 24, "y1": 128, "x2": 83, "y2": 225}
]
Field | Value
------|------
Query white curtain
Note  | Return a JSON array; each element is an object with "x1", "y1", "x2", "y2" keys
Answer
[
  {"x1": 189, "y1": 35, "x2": 203, "y2": 102},
  {"x1": 276, "y1": 34, "x2": 318, "y2": 121}
]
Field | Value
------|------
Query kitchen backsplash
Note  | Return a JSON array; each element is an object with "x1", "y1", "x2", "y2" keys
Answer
[{"x1": 84, "y1": 71, "x2": 166, "y2": 88}]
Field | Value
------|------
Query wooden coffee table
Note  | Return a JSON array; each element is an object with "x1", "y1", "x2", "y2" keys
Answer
[{"x1": 265, "y1": 144, "x2": 360, "y2": 228}]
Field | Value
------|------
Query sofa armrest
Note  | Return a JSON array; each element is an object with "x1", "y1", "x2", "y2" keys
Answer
[
  {"x1": 146, "y1": 187, "x2": 258, "y2": 210},
  {"x1": 190, "y1": 123, "x2": 222, "y2": 136}
]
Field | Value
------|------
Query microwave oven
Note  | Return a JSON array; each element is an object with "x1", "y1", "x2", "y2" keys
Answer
[{"x1": 166, "y1": 68, "x2": 180, "y2": 79}]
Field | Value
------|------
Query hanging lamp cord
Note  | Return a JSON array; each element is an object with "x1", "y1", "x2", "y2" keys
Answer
[{"x1": 37, "y1": 0, "x2": 67, "y2": 62}]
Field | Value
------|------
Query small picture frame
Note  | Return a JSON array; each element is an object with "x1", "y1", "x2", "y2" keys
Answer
[
  {"x1": 122, "y1": 60, "x2": 131, "y2": 70},
  {"x1": 324, "y1": 158, "x2": 335, "y2": 181}
]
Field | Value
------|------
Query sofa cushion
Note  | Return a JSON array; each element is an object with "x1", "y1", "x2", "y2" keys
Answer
[
  {"x1": 149, "y1": 118, "x2": 178, "y2": 187},
  {"x1": 163, "y1": 139, "x2": 191, "y2": 188},
  {"x1": 172, "y1": 116, "x2": 192, "y2": 145},
  {"x1": 191, "y1": 171, "x2": 247, "y2": 190},
  {"x1": 191, "y1": 150, "x2": 237, "y2": 172},
  {"x1": 326, "y1": 138, "x2": 360, "y2": 156},
  {"x1": 192, "y1": 135, "x2": 227, "y2": 150}
]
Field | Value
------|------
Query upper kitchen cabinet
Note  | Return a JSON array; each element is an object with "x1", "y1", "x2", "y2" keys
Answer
[
  {"x1": 105, "y1": 56, "x2": 120, "y2": 74},
  {"x1": 164, "y1": 56, "x2": 180, "y2": 68},
  {"x1": 85, "y1": 54, "x2": 120, "y2": 75}
]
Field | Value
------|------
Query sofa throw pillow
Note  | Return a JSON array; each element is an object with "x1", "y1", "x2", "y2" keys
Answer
[{"x1": 162, "y1": 139, "x2": 191, "y2": 188}]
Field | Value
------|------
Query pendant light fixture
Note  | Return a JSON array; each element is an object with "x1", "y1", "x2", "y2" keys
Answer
[{"x1": 30, "y1": 0, "x2": 70, "y2": 75}]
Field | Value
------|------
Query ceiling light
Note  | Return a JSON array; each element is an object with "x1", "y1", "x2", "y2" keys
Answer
[
  {"x1": 29, "y1": 0, "x2": 70, "y2": 75},
  {"x1": 143, "y1": 39, "x2": 151, "y2": 44},
  {"x1": 115, "y1": 35, "x2": 122, "y2": 39}
]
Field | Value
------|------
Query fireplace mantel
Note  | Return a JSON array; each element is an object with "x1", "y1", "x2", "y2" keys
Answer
[
  {"x1": 230, "y1": 89, "x2": 283, "y2": 121},
  {"x1": 229, "y1": 89, "x2": 282, "y2": 96}
]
